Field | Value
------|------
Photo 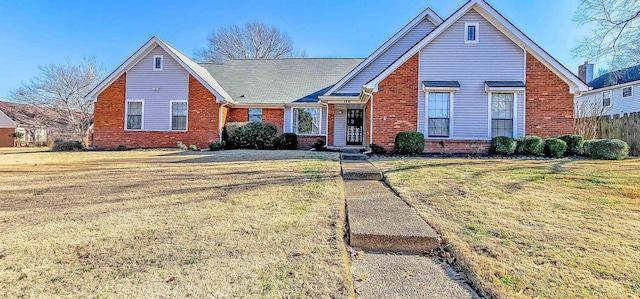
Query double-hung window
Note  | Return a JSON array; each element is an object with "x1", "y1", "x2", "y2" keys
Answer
[
  {"x1": 427, "y1": 92, "x2": 451, "y2": 138},
  {"x1": 491, "y1": 93, "x2": 514, "y2": 138},
  {"x1": 126, "y1": 101, "x2": 143, "y2": 130},
  {"x1": 248, "y1": 108, "x2": 262, "y2": 122},
  {"x1": 465, "y1": 23, "x2": 479, "y2": 43},
  {"x1": 622, "y1": 86, "x2": 633, "y2": 98},
  {"x1": 293, "y1": 108, "x2": 320, "y2": 135},
  {"x1": 153, "y1": 55, "x2": 163, "y2": 71},
  {"x1": 171, "y1": 101, "x2": 188, "y2": 131},
  {"x1": 602, "y1": 90, "x2": 611, "y2": 107}
]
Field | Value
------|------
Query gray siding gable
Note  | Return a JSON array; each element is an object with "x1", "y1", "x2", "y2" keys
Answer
[
  {"x1": 0, "y1": 110, "x2": 16, "y2": 128},
  {"x1": 418, "y1": 9, "x2": 525, "y2": 140},
  {"x1": 337, "y1": 17, "x2": 437, "y2": 93},
  {"x1": 126, "y1": 46, "x2": 189, "y2": 131}
]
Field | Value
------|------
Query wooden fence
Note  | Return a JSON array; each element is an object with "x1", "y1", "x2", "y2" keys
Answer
[{"x1": 596, "y1": 112, "x2": 640, "y2": 156}]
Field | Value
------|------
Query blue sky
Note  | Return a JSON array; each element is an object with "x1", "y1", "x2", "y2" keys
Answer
[{"x1": 0, "y1": 0, "x2": 589, "y2": 100}]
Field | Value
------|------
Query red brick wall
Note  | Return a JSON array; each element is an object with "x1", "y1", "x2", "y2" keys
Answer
[
  {"x1": 525, "y1": 53, "x2": 575, "y2": 137},
  {"x1": 327, "y1": 105, "x2": 335, "y2": 146},
  {"x1": 297, "y1": 135, "x2": 325, "y2": 150},
  {"x1": 371, "y1": 54, "x2": 419, "y2": 151},
  {"x1": 0, "y1": 128, "x2": 15, "y2": 147},
  {"x1": 93, "y1": 74, "x2": 220, "y2": 149},
  {"x1": 226, "y1": 108, "x2": 284, "y2": 131},
  {"x1": 424, "y1": 140, "x2": 490, "y2": 154}
]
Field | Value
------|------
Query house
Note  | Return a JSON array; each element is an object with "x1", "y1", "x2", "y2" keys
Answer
[
  {"x1": 0, "y1": 109, "x2": 16, "y2": 147},
  {"x1": 0, "y1": 101, "x2": 75, "y2": 146},
  {"x1": 87, "y1": 0, "x2": 589, "y2": 153},
  {"x1": 574, "y1": 62, "x2": 640, "y2": 116}
]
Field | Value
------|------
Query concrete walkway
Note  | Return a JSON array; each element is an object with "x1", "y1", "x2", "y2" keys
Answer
[{"x1": 340, "y1": 155, "x2": 479, "y2": 298}]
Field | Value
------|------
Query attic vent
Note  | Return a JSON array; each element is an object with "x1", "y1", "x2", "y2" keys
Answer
[{"x1": 240, "y1": 94, "x2": 246, "y2": 98}]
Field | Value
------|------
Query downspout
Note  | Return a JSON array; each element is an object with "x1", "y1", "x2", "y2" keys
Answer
[
  {"x1": 219, "y1": 100, "x2": 230, "y2": 143},
  {"x1": 361, "y1": 87, "x2": 374, "y2": 147}
]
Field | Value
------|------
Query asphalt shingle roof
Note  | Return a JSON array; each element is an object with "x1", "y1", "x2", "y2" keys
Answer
[
  {"x1": 422, "y1": 81, "x2": 461, "y2": 88},
  {"x1": 485, "y1": 81, "x2": 525, "y2": 87},
  {"x1": 200, "y1": 58, "x2": 364, "y2": 104},
  {"x1": 589, "y1": 64, "x2": 640, "y2": 90}
]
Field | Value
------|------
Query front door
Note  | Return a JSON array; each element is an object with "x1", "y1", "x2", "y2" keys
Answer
[{"x1": 346, "y1": 109, "x2": 364, "y2": 145}]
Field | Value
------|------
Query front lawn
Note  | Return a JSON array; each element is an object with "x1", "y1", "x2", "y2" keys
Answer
[
  {"x1": 373, "y1": 157, "x2": 640, "y2": 298},
  {"x1": 0, "y1": 149, "x2": 351, "y2": 298}
]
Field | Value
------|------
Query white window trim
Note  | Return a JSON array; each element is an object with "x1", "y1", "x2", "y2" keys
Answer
[
  {"x1": 464, "y1": 22, "x2": 479, "y2": 44},
  {"x1": 487, "y1": 92, "x2": 518, "y2": 139},
  {"x1": 602, "y1": 91, "x2": 612, "y2": 107},
  {"x1": 291, "y1": 107, "x2": 323, "y2": 136},
  {"x1": 424, "y1": 90, "x2": 455, "y2": 139},
  {"x1": 169, "y1": 100, "x2": 188, "y2": 131},
  {"x1": 153, "y1": 55, "x2": 163, "y2": 71},
  {"x1": 125, "y1": 99, "x2": 144, "y2": 131},
  {"x1": 622, "y1": 86, "x2": 633, "y2": 98},
  {"x1": 248, "y1": 108, "x2": 263, "y2": 122}
]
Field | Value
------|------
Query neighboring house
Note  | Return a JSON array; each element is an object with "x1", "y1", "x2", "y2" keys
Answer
[
  {"x1": 87, "y1": 0, "x2": 589, "y2": 152},
  {"x1": 0, "y1": 101, "x2": 75, "y2": 145},
  {"x1": 574, "y1": 63, "x2": 640, "y2": 116},
  {"x1": 0, "y1": 109, "x2": 16, "y2": 147}
]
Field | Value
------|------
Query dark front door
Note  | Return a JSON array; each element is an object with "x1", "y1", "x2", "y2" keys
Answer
[{"x1": 346, "y1": 109, "x2": 364, "y2": 145}]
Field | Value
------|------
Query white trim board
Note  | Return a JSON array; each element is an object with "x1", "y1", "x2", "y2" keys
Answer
[
  {"x1": 324, "y1": 7, "x2": 443, "y2": 96},
  {"x1": 365, "y1": 0, "x2": 590, "y2": 94}
]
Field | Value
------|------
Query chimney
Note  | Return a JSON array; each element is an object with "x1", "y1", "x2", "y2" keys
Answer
[{"x1": 578, "y1": 61, "x2": 594, "y2": 83}]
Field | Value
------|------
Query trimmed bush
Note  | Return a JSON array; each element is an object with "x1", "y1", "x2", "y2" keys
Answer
[
  {"x1": 395, "y1": 131, "x2": 425, "y2": 154},
  {"x1": 188, "y1": 144, "x2": 198, "y2": 151},
  {"x1": 177, "y1": 141, "x2": 188, "y2": 150},
  {"x1": 280, "y1": 133, "x2": 298, "y2": 150},
  {"x1": 52, "y1": 140, "x2": 83, "y2": 151},
  {"x1": 313, "y1": 139, "x2": 326, "y2": 151},
  {"x1": 583, "y1": 139, "x2": 629, "y2": 160},
  {"x1": 544, "y1": 138, "x2": 567, "y2": 157},
  {"x1": 515, "y1": 136, "x2": 544, "y2": 156},
  {"x1": 225, "y1": 122, "x2": 280, "y2": 150},
  {"x1": 558, "y1": 134, "x2": 584, "y2": 156},
  {"x1": 208, "y1": 141, "x2": 224, "y2": 151},
  {"x1": 369, "y1": 143, "x2": 387, "y2": 155},
  {"x1": 490, "y1": 136, "x2": 516, "y2": 155}
]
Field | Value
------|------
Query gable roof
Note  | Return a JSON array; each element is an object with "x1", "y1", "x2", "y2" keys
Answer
[
  {"x1": 86, "y1": 36, "x2": 232, "y2": 102},
  {"x1": 588, "y1": 64, "x2": 640, "y2": 90},
  {"x1": 201, "y1": 58, "x2": 363, "y2": 105},
  {"x1": 0, "y1": 108, "x2": 16, "y2": 128},
  {"x1": 365, "y1": 0, "x2": 590, "y2": 94},
  {"x1": 323, "y1": 7, "x2": 443, "y2": 96}
]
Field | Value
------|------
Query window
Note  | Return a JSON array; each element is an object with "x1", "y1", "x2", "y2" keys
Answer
[
  {"x1": 153, "y1": 55, "x2": 163, "y2": 71},
  {"x1": 427, "y1": 92, "x2": 451, "y2": 137},
  {"x1": 171, "y1": 101, "x2": 188, "y2": 131},
  {"x1": 603, "y1": 90, "x2": 611, "y2": 107},
  {"x1": 293, "y1": 108, "x2": 320, "y2": 135},
  {"x1": 465, "y1": 22, "x2": 479, "y2": 43},
  {"x1": 248, "y1": 108, "x2": 262, "y2": 122},
  {"x1": 623, "y1": 86, "x2": 633, "y2": 98},
  {"x1": 491, "y1": 93, "x2": 514, "y2": 138},
  {"x1": 126, "y1": 101, "x2": 143, "y2": 130}
]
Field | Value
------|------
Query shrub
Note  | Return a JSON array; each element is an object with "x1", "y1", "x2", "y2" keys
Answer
[
  {"x1": 208, "y1": 141, "x2": 224, "y2": 151},
  {"x1": 515, "y1": 136, "x2": 544, "y2": 156},
  {"x1": 188, "y1": 144, "x2": 198, "y2": 151},
  {"x1": 544, "y1": 138, "x2": 567, "y2": 157},
  {"x1": 280, "y1": 133, "x2": 298, "y2": 150},
  {"x1": 52, "y1": 140, "x2": 83, "y2": 151},
  {"x1": 116, "y1": 145, "x2": 127, "y2": 151},
  {"x1": 224, "y1": 122, "x2": 249, "y2": 148},
  {"x1": 225, "y1": 122, "x2": 280, "y2": 150},
  {"x1": 490, "y1": 136, "x2": 516, "y2": 155},
  {"x1": 583, "y1": 139, "x2": 629, "y2": 160},
  {"x1": 369, "y1": 143, "x2": 387, "y2": 155},
  {"x1": 395, "y1": 131, "x2": 424, "y2": 154},
  {"x1": 313, "y1": 139, "x2": 326, "y2": 151},
  {"x1": 558, "y1": 134, "x2": 584, "y2": 156},
  {"x1": 177, "y1": 141, "x2": 188, "y2": 150}
]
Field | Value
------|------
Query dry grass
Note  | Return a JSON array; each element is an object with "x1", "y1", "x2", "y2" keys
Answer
[
  {"x1": 0, "y1": 149, "x2": 352, "y2": 298},
  {"x1": 373, "y1": 157, "x2": 640, "y2": 299}
]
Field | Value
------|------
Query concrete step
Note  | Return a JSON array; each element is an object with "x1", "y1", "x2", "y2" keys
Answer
[
  {"x1": 351, "y1": 253, "x2": 479, "y2": 299},
  {"x1": 340, "y1": 153, "x2": 368, "y2": 161},
  {"x1": 345, "y1": 181, "x2": 440, "y2": 252},
  {"x1": 341, "y1": 160, "x2": 383, "y2": 181}
]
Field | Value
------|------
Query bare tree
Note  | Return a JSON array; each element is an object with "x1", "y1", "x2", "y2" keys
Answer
[
  {"x1": 8, "y1": 58, "x2": 105, "y2": 142},
  {"x1": 575, "y1": 98, "x2": 611, "y2": 139},
  {"x1": 194, "y1": 21, "x2": 306, "y2": 63},
  {"x1": 573, "y1": 0, "x2": 640, "y2": 69}
]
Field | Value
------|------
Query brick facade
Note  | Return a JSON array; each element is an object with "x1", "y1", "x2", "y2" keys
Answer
[
  {"x1": 371, "y1": 54, "x2": 419, "y2": 151},
  {"x1": 0, "y1": 128, "x2": 14, "y2": 147},
  {"x1": 93, "y1": 74, "x2": 220, "y2": 149},
  {"x1": 327, "y1": 105, "x2": 335, "y2": 146},
  {"x1": 525, "y1": 52, "x2": 575, "y2": 137},
  {"x1": 226, "y1": 108, "x2": 284, "y2": 131},
  {"x1": 424, "y1": 140, "x2": 490, "y2": 154},
  {"x1": 297, "y1": 135, "x2": 326, "y2": 150}
]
